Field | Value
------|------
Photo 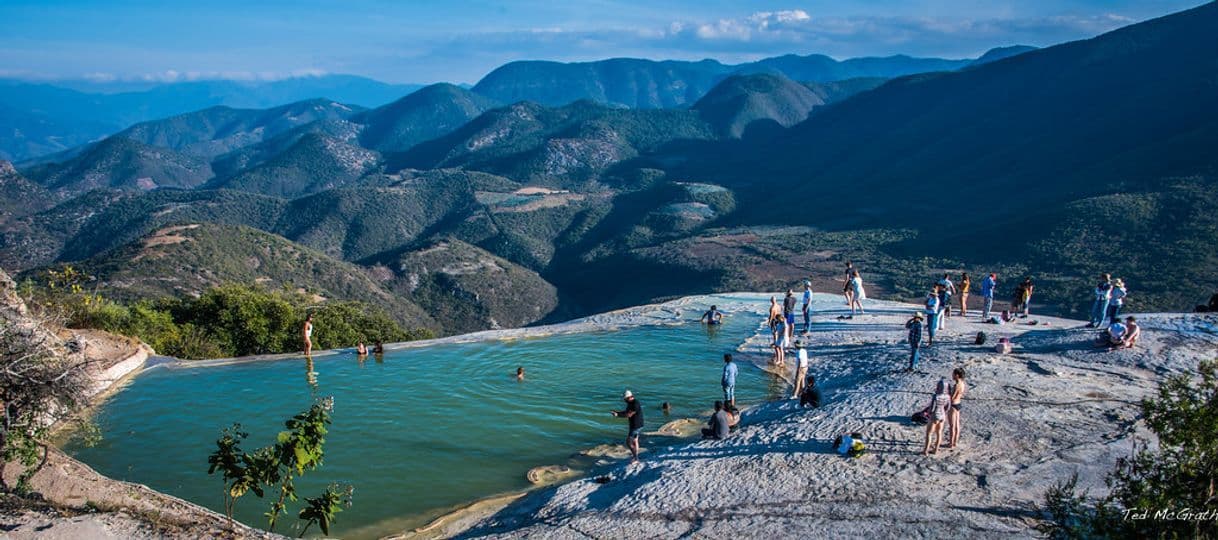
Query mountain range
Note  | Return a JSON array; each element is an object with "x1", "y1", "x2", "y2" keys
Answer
[
  {"x1": 2, "y1": 47, "x2": 1031, "y2": 163},
  {"x1": 3, "y1": 4, "x2": 1216, "y2": 338}
]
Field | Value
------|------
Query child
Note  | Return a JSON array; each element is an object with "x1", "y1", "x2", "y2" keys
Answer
[{"x1": 923, "y1": 379, "x2": 952, "y2": 456}]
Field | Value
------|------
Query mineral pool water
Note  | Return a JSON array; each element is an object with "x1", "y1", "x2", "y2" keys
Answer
[{"x1": 66, "y1": 303, "x2": 782, "y2": 538}]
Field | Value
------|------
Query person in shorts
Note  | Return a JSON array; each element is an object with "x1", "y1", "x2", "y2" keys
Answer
[{"x1": 612, "y1": 390, "x2": 644, "y2": 463}]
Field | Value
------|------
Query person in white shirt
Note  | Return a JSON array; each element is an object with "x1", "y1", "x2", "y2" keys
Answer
[
  {"x1": 792, "y1": 341, "x2": 810, "y2": 399},
  {"x1": 801, "y1": 281, "x2": 813, "y2": 334}
]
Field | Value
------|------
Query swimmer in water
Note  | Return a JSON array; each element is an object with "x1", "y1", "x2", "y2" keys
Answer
[{"x1": 516, "y1": 366, "x2": 525, "y2": 380}]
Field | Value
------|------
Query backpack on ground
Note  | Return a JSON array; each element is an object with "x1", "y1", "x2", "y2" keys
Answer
[{"x1": 975, "y1": 332, "x2": 988, "y2": 345}]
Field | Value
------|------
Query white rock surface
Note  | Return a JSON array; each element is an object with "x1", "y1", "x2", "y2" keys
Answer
[{"x1": 447, "y1": 295, "x2": 1217, "y2": 539}]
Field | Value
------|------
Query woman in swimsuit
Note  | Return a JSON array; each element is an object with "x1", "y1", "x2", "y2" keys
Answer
[
  {"x1": 947, "y1": 368, "x2": 967, "y2": 449},
  {"x1": 923, "y1": 378, "x2": 952, "y2": 456}
]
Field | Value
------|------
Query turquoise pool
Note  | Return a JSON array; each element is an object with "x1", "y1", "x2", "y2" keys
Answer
[{"x1": 65, "y1": 304, "x2": 780, "y2": 538}]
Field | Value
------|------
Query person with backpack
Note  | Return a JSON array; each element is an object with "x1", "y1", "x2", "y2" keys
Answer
[
  {"x1": 1107, "y1": 278, "x2": 1127, "y2": 325},
  {"x1": 980, "y1": 273, "x2": 997, "y2": 320},
  {"x1": 1089, "y1": 273, "x2": 1113, "y2": 328},
  {"x1": 925, "y1": 289, "x2": 940, "y2": 345},
  {"x1": 923, "y1": 379, "x2": 952, "y2": 456},
  {"x1": 904, "y1": 312, "x2": 924, "y2": 371}
]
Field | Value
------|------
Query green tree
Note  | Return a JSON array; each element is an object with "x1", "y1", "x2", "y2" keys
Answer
[
  {"x1": 1040, "y1": 359, "x2": 1218, "y2": 539},
  {"x1": 206, "y1": 397, "x2": 352, "y2": 535}
]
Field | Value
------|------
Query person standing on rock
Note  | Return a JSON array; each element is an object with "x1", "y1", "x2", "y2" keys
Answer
[
  {"x1": 946, "y1": 368, "x2": 967, "y2": 449},
  {"x1": 905, "y1": 312, "x2": 924, "y2": 371},
  {"x1": 783, "y1": 290, "x2": 798, "y2": 345},
  {"x1": 1107, "y1": 279, "x2": 1127, "y2": 325},
  {"x1": 937, "y1": 273, "x2": 956, "y2": 326},
  {"x1": 1089, "y1": 273, "x2": 1113, "y2": 328},
  {"x1": 981, "y1": 273, "x2": 997, "y2": 320},
  {"x1": 801, "y1": 280, "x2": 813, "y2": 334},
  {"x1": 958, "y1": 273, "x2": 971, "y2": 317},
  {"x1": 923, "y1": 379, "x2": 952, "y2": 456},
  {"x1": 612, "y1": 390, "x2": 644, "y2": 463},
  {"x1": 722, "y1": 354, "x2": 737, "y2": 408},
  {"x1": 1014, "y1": 277, "x2": 1035, "y2": 318},
  {"x1": 924, "y1": 290, "x2": 940, "y2": 345},
  {"x1": 768, "y1": 296, "x2": 783, "y2": 344},
  {"x1": 849, "y1": 270, "x2": 866, "y2": 315},
  {"x1": 843, "y1": 261, "x2": 856, "y2": 306},
  {"x1": 792, "y1": 341, "x2": 810, "y2": 399},
  {"x1": 302, "y1": 313, "x2": 314, "y2": 356}
]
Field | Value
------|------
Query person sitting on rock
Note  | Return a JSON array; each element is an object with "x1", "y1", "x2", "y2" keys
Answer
[
  {"x1": 1121, "y1": 316, "x2": 1142, "y2": 349},
  {"x1": 701, "y1": 400, "x2": 731, "y2": 440},
  {"x1": 726, "y1": 405, "x2": 741, "y2": 433},
  {"x1": 1103, "y1": 319, "x2": 1127, "y2": 348},
  {"x1": 799, "y1": 374, "x2": 821, "y2": 408}
]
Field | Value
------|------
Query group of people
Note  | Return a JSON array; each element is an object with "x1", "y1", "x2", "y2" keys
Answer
[{"x1": 1088, "y1": 273, "x2": 1141, "y2": 350}]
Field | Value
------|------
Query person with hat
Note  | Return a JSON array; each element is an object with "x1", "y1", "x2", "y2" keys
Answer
[
  {"x1": 792, "y1": 341, "x2": 810, "y2": 399},
  {"x1": 611, "y1": 390, "x2": 644, "y2": 463},
  {"x1": 905, "y1": 311, "x2": 925, "y2": 371}
]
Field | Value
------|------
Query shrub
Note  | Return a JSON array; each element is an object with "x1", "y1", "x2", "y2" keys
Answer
[{"x1": 1039, "y1": 359, "x2": 1218, "y2": 538}]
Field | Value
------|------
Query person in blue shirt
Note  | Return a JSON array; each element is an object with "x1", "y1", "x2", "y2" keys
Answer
[
  {"x1": 801, "y1": 280, "x2": 813, "y2": 334},
  {"x1": 721, "y1": 353, "x2": 738, "y2": 408},
  {"x1": 925, "y1": 290, "x2": 940, "y2": 345},
  {"x1": 980, "y1": 273, "x2": 997, "y2": 321},
  {"x1": 905, "y1": 312, "x2": 924, "y2": 370}
]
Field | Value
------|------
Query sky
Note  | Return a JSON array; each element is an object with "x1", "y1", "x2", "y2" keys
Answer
[{"x1": 0, "y1": 0, "x2": 1205, "y2": 84}]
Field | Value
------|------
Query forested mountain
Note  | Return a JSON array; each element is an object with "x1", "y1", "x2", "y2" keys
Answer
[{"x1": 4, "y1": 5, "x2": 1215, "y2": 334}]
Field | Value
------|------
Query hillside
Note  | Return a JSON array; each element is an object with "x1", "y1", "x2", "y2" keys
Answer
[
  {"x1": 693, "y1": 73, "x2": 829, "y2": 138},
  {"x1": 0, "y1": 75, "x2": 419, "y2": 162},
  {"x1": 56, "y1": 223, "x2": 437, "y2": 329},
  {"x1": 661, "y1": 2, "x2": 1218, "y2": 314},
  {"x1": 0, "y1": 160, "x2": 51, "y2": 220},
  {"x1": 208, "y1": 132, "x2": 381, "y2": 198},
  {"x1": 116, "y1": 99, "x2": 360, "y2": 159},
  {"x1": 21, "y1": 137, "x2": 213, "y2": 196},
  {"x1": 355, "y1": 83, "x2": 500, "y2": 152},
  {"x1": 393, "y1": 101, "x2": 715, "y2": 185},
  {"x1": 376, "y1": 238, "x2": 559, "y2": 334}
]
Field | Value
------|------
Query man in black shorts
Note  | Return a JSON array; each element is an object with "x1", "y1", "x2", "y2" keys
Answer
[{"x1": 612, "y1": 390, "x2": 644, "y2": 463}]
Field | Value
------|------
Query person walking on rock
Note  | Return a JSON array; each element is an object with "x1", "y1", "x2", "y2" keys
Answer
[
  {"x1": 981, "y1": 273, "x2": 997, "y2": 320},
  {"x1": 848, "y1": 270, "x2": 866, "y2": 315},
  {"x1": 947, "y1": 368, "x2": 967, "y2": 449},
  {"x1": 923, "y1": 379, "x2": 952, "y2": 456},
  {"x1": 905, "y1": 312, "x2": 924, "y2": 371},
  {"x1": 792, "y1": 341, "x2": 810, "y2": 399},
  {"x1": 721, "y1": 354, "x2": 737, "y2": 408},
  {"x1": 612, "y1": 390, "x2": 644, "y2": 463}
]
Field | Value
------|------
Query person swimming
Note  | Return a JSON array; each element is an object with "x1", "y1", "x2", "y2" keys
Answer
[
  {"x1": 356, "y1": 341, "x2": 368, "y2": 356},
  {"x1": 516, "y1": 366, "x2": 525, "y2": 380},
  {"x1": 701, "y1": 305, "x2": 724, "y2": 325},
  {"x1": 372, "y1": 340, "x2": 385, "y2": 354}
]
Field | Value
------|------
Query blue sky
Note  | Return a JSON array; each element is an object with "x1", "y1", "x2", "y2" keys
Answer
[{"x1": 0, "y1": 0, "x2": 1204, "y2": 84}]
